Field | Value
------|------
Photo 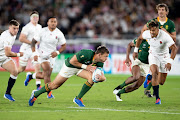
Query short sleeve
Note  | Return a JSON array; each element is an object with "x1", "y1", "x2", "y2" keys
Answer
[
  {"x1": 21, "y1": 26, "x2": 29, "y2": 35},
  {"x1": 169, "y1": 21, "x2": 176, "y2": 33},
  {"x1": 58, "y1": 31, "x2": 66, "y2": 45},
  {"x1": 142, "y1": 31, "x2": 150, "y2": 39},
  {"x1": 76, "y1": 50, "x2": 88, "y2": 63},
  {"x1": 166, "y1": 33, "x2": 175, "y2": 47},
  {"x1": 33, "y1": 30, "x2": 42, "y2": 42},
  {"x1": 1, "y1": 33, "x2": 12, "y2": 48}
]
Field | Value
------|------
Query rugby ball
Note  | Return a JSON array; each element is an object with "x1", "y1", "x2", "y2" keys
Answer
[{"x1": 92, "y1": 67, "x2": 103, "y2": 83}]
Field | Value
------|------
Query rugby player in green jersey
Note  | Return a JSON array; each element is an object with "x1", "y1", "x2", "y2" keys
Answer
[
  {"x1": 141, "y1": 3, "x2": 176, "y2": 97},
  {"x1": 28, "y1": 46, "x2": 109, "y2": 107},
  {"x1": 113, "y1": 39, "x2": 150, "y2": 101}
]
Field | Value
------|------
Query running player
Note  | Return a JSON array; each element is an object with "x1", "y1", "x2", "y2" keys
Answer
[
  {"x1": 18, "y1": 11, "x2": 42, "y2": 90},
  {"x1": 0, "y1": 20, "x2": 23, "y2": 101},
  {"x1": 141, "y1": 3, "x2": 176, "y2": 96},
  {"x1": 133, "y1": 20, "x2": 178, "y2": 104},
  {"x1": 28, "y1": 46, "x2": 109, "y2": 107},
  {"x1": 24, "y1": 16, "x2": 66, "y2": 98},
  {"x1": 113, "y1": 38, "x2": 150, "y2": 101}
]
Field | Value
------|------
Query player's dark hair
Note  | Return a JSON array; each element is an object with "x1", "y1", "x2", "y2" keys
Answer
[
  {"x1": 30, "y1": 11, "x2": 39, "y2": 16},
  {"x1": 156, "y1": 3, "x2": 169, "y2": 15},
  {"x1": 148, "y1": 20, "x2": 159, "y2": 29},
  {"x1": 95, "y1": 46, "x2": 109, "y2": 54},
  {"x1": 9, "y1": 20, "x2": 20, "y2": 26},
  {"x1": 48, "y1": 16, "x2": 57, "y2": 20}
]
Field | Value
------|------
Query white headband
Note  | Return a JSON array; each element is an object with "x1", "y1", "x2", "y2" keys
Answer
[{"x1": 30, "y1": 14, "x2": 39, "y2": 20}]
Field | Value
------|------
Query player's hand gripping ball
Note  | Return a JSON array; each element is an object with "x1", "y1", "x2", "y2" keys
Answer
[{"x1": 92, "y1": 67, "x2": 103, "y2": 83}]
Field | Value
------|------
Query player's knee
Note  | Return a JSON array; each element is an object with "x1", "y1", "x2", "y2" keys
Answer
[
  {"x1": 132, "y1": 75, "x2": 140, "y2": 81},
  {"x1": 11, "y1": 69, "x2": 18, "y2": 76}
]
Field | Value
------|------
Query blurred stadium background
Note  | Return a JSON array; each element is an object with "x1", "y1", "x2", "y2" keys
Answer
[{"x1": 0, "y1": 0, "x2": 180, "y2": 75}]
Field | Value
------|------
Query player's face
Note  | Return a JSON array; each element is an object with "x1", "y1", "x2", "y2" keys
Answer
[
  {"x1": 157, "y1": 7, "x2": 167, "y2": 17},
  {"x1": 48, "y1": 18, "x2": 57, "y2": 30},
  {"x1": 9, "y1": 25, "x2": 19, "y2": 36},
  {"x1": 31, "y1": 15, "x2": 39, "y2": 23},
  {"x1": 150, "y1": 27, "x2": 159, "y2": 38},
  {"x1": 97, "y1": 53, "x2": 109, "y2": 63}
]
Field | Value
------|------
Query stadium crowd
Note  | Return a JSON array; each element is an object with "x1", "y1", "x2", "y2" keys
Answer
[{"x1": 0, "y1": 0, "x2": 180, "y2": 52}]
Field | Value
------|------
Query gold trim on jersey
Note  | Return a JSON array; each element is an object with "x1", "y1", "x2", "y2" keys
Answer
[{"x1": 157, "y1": 17, "x2": 168, "y2": 23}]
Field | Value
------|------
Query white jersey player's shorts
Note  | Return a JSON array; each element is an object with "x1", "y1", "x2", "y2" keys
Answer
[
  {"x1": 19, "y1": 47, "x2": 40, "y2": 66},
  {"x1": 0, "y1": 57, "x2": 13, "y2": 67},
  {"x1": 39, "y1": 56, "x2": 56, "y2": 69},
  {"x1": 131, "y1": 59, "x2": 149, "y2": 77},
  {"x1": 149, "y1": 53, "x2": 170, "y2": 73},
  {"x1": 59, "y1": 63, "x2": 83, "y2": 78}
]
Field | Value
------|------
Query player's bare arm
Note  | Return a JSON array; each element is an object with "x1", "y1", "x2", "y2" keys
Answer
[
  {"x1": 4, "y1": 47, "x2": 23, "y2": 57},
  {"x1": 51, "y1": 43, "x2": 66, "y2": 58},
  {"x1": 31, "y1": 39, "x2": 38, "y2": 61},
  {"x1": 165, "y1": 44, "x2": 178, "y2": 71},
  {"x1": 70, "y1": 55, "x2": 96, "y2": 71},
  {"x1": 19, "y1": 33, "x2": 31, "y2": 44},
  {"x1": 125, "y1": 41, "x2": 135, "y2": 67},
  {"x1": 133, "y1": 35, "x2": 143, "y2": 60}
]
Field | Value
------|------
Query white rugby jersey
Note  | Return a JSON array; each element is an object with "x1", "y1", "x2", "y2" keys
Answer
[
  {"x1": 0, "y1": 30, "x2": 16, "y2": 60},
  {"x1": 142, "y1": 29, "x2": 174, "y2": 55},
  {"x1": 34, "y1": 27, "x2": 66, "y2": 57},
  {"x1": 20, "y1": 22, "x2": 42, "y2": 52}
]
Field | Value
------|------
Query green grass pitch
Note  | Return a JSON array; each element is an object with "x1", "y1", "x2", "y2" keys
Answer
[{"x1": 0, "y1": 71, "x2": 180, "y2": 120}]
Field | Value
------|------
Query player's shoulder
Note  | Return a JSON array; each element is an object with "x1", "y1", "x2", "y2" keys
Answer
[
  {"x1": 36, "y1": 24, "x2": 42, "y2": 29},
  {"x1": 55, "y1": 28, "x2": 63, "y2": 33},
  {"x1": 0, "y1": 30, "x2": 10, "y2": 37}
]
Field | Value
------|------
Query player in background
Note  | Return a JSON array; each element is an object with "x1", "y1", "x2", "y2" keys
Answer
[
  {"x1": 17, "y1": 11, "x2": 42, "y2": 90},
  {"x1": 113, "y1": 38, "x2": 150, "y2": 101},
  {"x1": 0, "y1": 20, "x2": 23, "y2": 101},
  {"x1": 28, "y1": 46, "x2": 109, "y2": 107},
  {"x1": 141, "y1": 3, "x2": 176, "y2": 97},
  {"x1": 24, "y1": 16, "x2": 66, "y2": 99},
  {"x1": 133, "y1": 20, "x2": 178, "y2": 104}
]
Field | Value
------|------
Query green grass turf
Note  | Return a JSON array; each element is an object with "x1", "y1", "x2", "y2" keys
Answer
[{"x1": 0, "y1": 71, "x2": 180, "y2": 120}]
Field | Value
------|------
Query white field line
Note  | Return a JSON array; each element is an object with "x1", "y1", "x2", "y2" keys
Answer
[
  {"x1": 68, "y1": 107, "x2": 180, "y2": 115},
  {"x1": 0, "y1": 107, "x2": 179, "y2": 115}
]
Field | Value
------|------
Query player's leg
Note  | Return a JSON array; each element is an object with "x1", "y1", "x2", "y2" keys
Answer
[
  {"x1": 34, "y1": 63, "x2": 42, "y2": 90},
  {"x1": 144, "y1": 74, "x2": 153, "y2": 97},
  {"x1": 73, "y1": 70, "x2": 93, "y2": 107},
  {"x1": 76, "y1": 70, "x2": 93, "y2": 99},
  {"x1": 150, "y1": 64, "x2": 161, "y2": 104},
  {"x1": 158, "y1": 73, "x2": 167, "y2": 85},
  {"x1": 2, "y1": 59, "x2": 18, "y2": 101},
  {"x1": 29, "y1": 74, "x2": 68, "y2": 106},
  {"x1": 29, "y1": 63, "x2": 72, "y2": 106},
  {"x1": 125, "y1": 76, "x2": 145, "y2": 92},
  {"x1": 114, "y1": 65, "x2": 141, "y2": 91}
]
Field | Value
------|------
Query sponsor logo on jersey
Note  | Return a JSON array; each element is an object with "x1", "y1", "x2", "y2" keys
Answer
[
  {"x1": 80, "y1": 55, "x2": 84, "y2": 58},
  {"x1": 166, "y1": 25, "x2": 168, "y2": 30}
]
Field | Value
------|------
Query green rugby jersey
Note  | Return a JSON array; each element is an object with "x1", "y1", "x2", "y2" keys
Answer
[
  {"x1": 134, "y1": 39, "x2": 150, "y2": 64},
  {"x1": 146, "y1": 17, "x2": 176, "y2": 33},
  {"x1": 65, "y1": 49, "x2": 104, "y2": 68}
]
